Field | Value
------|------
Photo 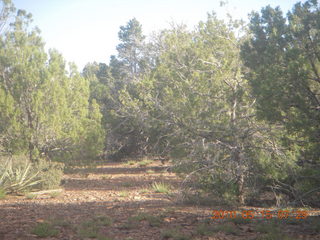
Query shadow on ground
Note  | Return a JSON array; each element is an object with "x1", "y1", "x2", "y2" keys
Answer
[{"x1": 0, "y1": 161, "x2": 319, "y2": 240}]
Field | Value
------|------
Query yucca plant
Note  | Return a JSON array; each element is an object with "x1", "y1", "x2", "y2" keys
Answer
[{"x1": 0, "y1": 158, "x2": 42, "y2": 194}]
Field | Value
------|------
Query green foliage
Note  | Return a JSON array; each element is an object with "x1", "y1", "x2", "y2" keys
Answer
[
  {"x1": 117, "y1": 13, "x2": 288, "y2": 205},
  {"x1": 126, "y1": 160, "x2": 136, "y2": 165},
  {"x1": 119, "y1": 220, "x2": 138, "y2": 230},
  {"x1": 137, "y1": 159, "x2": 152, "y2": 167},
  {"x1": 0, "y1": 155, "x2": 64, "y2": 194},
  {"x1": 78, "y1": 216, "x2": 112, "y2": 239},
  {"x1": 241, "y1": 0, "x2": 320, "y2": 205},
  {"x1": 196, "y1": 223, "x2": 216, "y2": 236},
  {"x1": 121, "y1": 182, "x2": 133, "y2": 187},
  {"x1": 35, "y1": 159, "x2": 64, "y2": 190},
  {"x1": 0, "y1": 188, "x2": 6, "y2": 199},
  {"x1": 1, "y1": 0, "x2": 319, "y2": 208},
  {"x1": 25, "y1": 193, "x2": 37, "y2": 199},
  {"x1": 0, "y1": 156, "x2": 41, "y2": 194},
  {"x1": 50, "y1": 218, "x2": 72, "y2": 228},
  {"x1": 120, "y1": 213, "x2": 163, "y2": 230},
  {"x1": 130, "y1": 212, "x2": 163, "y2": 227},
  {"x1": 31, "y1": 222, "x2": 59, "y2": 238},
  {"x1": 139, "y1": 188, "x2": 150, "y2": 194},
  {"x1": 83, "y1": 18, "x2": 151, "y2": 161},
  {"x1": 117, "y1": 18, "x2": 147, "y2": 81},
  {"x1": 151, "y1": 181, "x2": 171, "y2": 194},
  {"x1": 78, "y1": 221, "x2": 99, "y2": 239},
  {"x1": 76, "y1": 99, "x2": 105, "y2": 162},
  {"x1": 49, "y1": 191, "x2": 62, "y2": 198},
  {"x1": 119, "y1": 191, "x2": 129, "y2": 197},
  {"x1": 93, "y1": 216, "x2": 113, "y2": 226},
  {"x1": 216, "y1": 224, "x2": 239, "y2": 234},
  {"x1": 0, "y1": 3, "x2": 104, "y2": 164}
]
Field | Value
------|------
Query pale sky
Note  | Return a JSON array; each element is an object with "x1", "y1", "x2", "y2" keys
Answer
[{"x1": 14, "y1": 0, "x2": 300, "y2": 70}]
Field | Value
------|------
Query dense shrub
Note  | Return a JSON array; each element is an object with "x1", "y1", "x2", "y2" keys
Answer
[{"x1": 35, "y1": 159, "x2": 64, "y2": 190}]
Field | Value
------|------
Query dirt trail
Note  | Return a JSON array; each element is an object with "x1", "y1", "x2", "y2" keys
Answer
[{"x1": 0, "y1": 161, "x2": 319, "y2": 240}]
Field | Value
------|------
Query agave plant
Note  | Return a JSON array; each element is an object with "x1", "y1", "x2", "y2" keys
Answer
[{"x1": 0, "y1": 158, "x2": 42, "y2": 194}]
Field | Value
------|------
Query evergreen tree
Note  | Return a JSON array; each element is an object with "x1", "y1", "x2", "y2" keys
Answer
[
  {"x1": 241, "y1": 0, "x2": 320, "y2": 205},
  {"x1": 116, "y1": 18, "x2": 146, "y2": 82},
  {"x1": 119, "y1": 14, "x2": 288, "y2": 204},
  {"x1": 0, "y1": 3, "x2": 104, "y2": 163},
  {"x1": 82, "y1": 19, "x2": 152, "y2": 160}
]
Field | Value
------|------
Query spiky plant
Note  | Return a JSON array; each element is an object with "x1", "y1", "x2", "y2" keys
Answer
[{"x1": 0, "y1": 158, "x2": 42, "y2": 194}]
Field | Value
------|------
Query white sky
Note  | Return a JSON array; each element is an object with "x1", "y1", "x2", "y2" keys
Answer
[{"x1": 14, "y1": 0, "x2": 301, "y2": 70}]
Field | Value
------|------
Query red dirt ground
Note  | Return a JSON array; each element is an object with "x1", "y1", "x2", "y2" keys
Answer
[{"x1": 0, "y1": 160, "x2": 319, "y2": 240}]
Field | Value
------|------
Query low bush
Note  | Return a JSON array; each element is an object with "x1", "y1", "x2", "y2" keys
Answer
[
  {"x1": 31, "y1": 222, "x2": 59, "y2": 238},
  {"x1": 78, "y1": 220, "x2": 99, "y2": 238},
  {"x1": 35, "y1": 159, "x2": 64, "y2": 190},
  {"x1": 130, "y1": 212, "x2": 163, "y2": 227},
  {"x1": 151, "y1": 182, "x2": 171, "y2": 194}
]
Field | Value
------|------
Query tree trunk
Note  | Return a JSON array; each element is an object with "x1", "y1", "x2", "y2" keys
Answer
[
  {"x1": 234, "y1": 148, "x2": 245, "y2": 205},
  {"x1": 238, "y1": 172, "x2": 245, "y2": 205}
]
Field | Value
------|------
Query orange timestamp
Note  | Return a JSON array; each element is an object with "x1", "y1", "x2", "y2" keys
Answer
[{"x1": 211, "y1": 209, "x2": 309, "y2": 220}]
